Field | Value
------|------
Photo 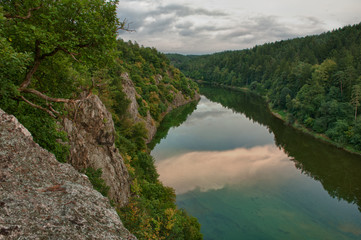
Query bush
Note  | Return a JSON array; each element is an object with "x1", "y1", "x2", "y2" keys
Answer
[{"x1": 83, "y1": 168, "x2": 110, "y2": 197}]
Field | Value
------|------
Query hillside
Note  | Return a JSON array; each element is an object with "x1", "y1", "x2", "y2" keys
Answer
[
  {"x1": 168, "y1": 23, "x2": 361, "y2": 153},
  {"x1": 0, "y1": 1, "x2": 201, "y2": 239}
]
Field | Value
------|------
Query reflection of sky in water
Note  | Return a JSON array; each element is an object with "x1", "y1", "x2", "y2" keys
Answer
[
  {"x1": 152, "y1": 94, "x2": 361, "y2": 240},
  {"x1": 157, "y1": 145, "x2": 292, "y2": 194},
  {"x1": 153, "y1": 96, "x2": 291, "y2": 194},
  {"x1": 152, "y1": 96, "x2": 275, "y2": 161}
]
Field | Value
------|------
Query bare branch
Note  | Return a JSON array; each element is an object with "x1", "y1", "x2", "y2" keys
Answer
[
  {"x1": 20, "y1": 96, "x2": 57, "y2": 118},
  {"x1": 21, "y1": 88, "x2": 72, "y2": 103},
  {"x1": 118, "y1": 18, "x2": 135, "y2": 32},
  {"x1": 4, "y1": 6, "x2": 41, "y2": 20},
  {"x1": 48, "y1": 105, "x2": 60, "y2": 115}
]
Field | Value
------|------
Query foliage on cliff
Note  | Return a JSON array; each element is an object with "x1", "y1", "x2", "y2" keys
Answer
[
  {"x1": 105, "y1": 41, "x2": 201, "y2": 240},
  {"x1": 168, "y1": 23, "x2": 361, "y2": 152},
  {"x1": 0, "y1": 1, "x2": 201, "y2": 239},
  {"x1": 117, "y1": 40, "x2": 198, "y2": 119}
]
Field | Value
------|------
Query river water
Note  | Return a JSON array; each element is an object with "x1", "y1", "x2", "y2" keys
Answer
[{"x1": 150, "y1": 86, "x2": 361, "y2": 240}]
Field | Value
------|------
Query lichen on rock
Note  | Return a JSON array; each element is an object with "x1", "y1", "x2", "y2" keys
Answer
[{"x1": 0, "y1": 109, "x2": 136, "y2": 239}]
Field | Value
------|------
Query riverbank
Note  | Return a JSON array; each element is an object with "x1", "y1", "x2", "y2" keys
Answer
[
  {"x1": 197, "y1": 81, "x2": 361, "y2": 157},
  {"x1": 268, "y1": 107, "x2": 361, "y2": 157}
]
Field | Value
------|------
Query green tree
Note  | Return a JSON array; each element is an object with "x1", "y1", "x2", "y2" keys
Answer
[
  {"x1": 311, "y1": 59, "x2": 337, "y2": 87},
  {"x1": 333, "y1": 71, "x2": 346, "y2": 96},
  {"x1": 351, "y1": 84, "x2": 361, "y2": 123},
  {"x1": 2, "y1": 0, "x2": 121, "y2": 117}
]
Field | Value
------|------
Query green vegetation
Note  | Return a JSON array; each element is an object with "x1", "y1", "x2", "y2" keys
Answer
[
  {"x1": 111, "y1": 40, "x2": 201, "y2": 240},
  {"x1": 0, "y1": 1, "x2": 201, "y2": 239},
  {"x1": 168, "y1": 23, "x2": 361, "y2": 152},
  {"x1": 83, "y1": 168, "x2": 110, "y2": 197}
]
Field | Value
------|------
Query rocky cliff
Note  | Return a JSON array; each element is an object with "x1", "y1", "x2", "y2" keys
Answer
[
  {"x1": 0, "y1": 109, "x2": 136, "y2": 239},
  {"x1": 62, "y1": 94, "x2": 131, "y2": 207},
  {"x1": 122, "y1": 72, "x2": 200, "y2": 143},
  {"x1": 0, "y1": 70, "x2": 199, "y2": 239}
]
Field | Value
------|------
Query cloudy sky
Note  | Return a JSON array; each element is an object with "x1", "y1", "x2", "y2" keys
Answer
[{"x1": 117, "y1": 0, "x2": 361, "y2": 54}]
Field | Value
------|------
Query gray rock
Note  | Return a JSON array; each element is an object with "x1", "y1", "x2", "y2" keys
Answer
[
  {"x1": 0, "y1": 109, "x2": 136, "y2": 240},
  {"x1": 62, "y1": 95, "x2": 131, "y2": 208},
  {"x1": 121, "y1": 72, "x2": 200, "y2": 143}
]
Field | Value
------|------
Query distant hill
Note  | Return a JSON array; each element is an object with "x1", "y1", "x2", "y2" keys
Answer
[{"x1": 167, "y1": 23, "x2": 361, "y2": 152}]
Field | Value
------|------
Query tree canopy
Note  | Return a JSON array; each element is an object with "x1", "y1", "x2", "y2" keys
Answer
[
  {"x1": 168, "y1": 23, "x2": 361, "y2": 151},
  {"x1": 1, "y1": 0, "x2": 120, "y2": 117}
]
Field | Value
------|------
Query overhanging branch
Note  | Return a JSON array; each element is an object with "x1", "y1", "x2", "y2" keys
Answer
[
  {"x1": 21, "y1": 88, "x2": 72, "y2": 103},
  {"x1": 20, "y1": 95, "x2": 57, "y2": 118}
]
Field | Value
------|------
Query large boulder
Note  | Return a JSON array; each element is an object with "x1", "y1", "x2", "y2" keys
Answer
[{"x1": 0, "y1": 109, "x2": 136, "y2": 239}]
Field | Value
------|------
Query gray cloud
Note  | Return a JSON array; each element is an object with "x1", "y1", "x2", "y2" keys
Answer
[
  {"x1": 156, "y1": 4, "x2": 227, "y2": 17},
  {"x1": 143, "y1": 16, "x2": 175, "y2": 35},
  {"x1": 118, "y1": 2, "x2": 229, "y2": 38},
  {"x1": 117, "y1": 0, "x2": 360, "y2": 54},
  {"x1": 219, "y1": 15, "x2": 327, "y2": 49}
]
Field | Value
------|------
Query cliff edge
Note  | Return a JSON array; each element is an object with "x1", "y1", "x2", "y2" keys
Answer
[
  {"x1": 62, "y1": 94, "x2": 131, "y2": 208},
  {"x1": 122, "y1": 72, "x2": 200, "y2": 143},
  {"x1": 0, "y1": 109, "x2": 136, "y2": 239}
]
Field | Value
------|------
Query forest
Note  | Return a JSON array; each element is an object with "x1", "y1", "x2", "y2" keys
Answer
[
  {"x1": 167, "y1": 23, "x2": 361, "y2": 152},
  {"x1": 0, "y1": 1, "x2": 201, "y2": 239}
]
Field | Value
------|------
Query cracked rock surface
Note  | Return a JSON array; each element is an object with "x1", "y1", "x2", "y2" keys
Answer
[{"x1": 0, "y1": 109, "x2": 136, "y2": 240}]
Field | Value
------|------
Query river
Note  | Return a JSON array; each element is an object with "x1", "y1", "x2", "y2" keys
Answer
[{"x1": 150, "y1": 86, "x2": 361, "y2": 240}]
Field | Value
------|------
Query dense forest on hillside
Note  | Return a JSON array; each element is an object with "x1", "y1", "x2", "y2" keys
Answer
[
  {"x1": 168, "y1": 23, "x2": 361, "y2": 152},
  {"x1": 0, "y1": 1, "x2": 201, "y2": 239}
]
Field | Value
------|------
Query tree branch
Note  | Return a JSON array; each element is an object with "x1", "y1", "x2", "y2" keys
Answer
[
  {"x1": 118, "y1": 18, "x2": 135, "y2": 32},
  {"x1": 19, "y1": 59, "x2": 41, "y2": 89},
  {"x1": 39, "y1": 47, "x2": 61, "y2": 60},
  {"x1": 20, "y1": 96, "x2": 57, "y2": 118},
  {"x1": 4, "y1": 6, "x2": 41, "y2": 20},
  {"x1": 20, "y1": 44, "x2": 78, "y2": 90},
  {"x1": 21, "y1": 88, "x2": 72, "y2": 103}
]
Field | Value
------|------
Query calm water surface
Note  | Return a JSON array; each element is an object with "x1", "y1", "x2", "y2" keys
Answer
[{"x1": 151, "y1": 86, "x2": 361, "y2": 240}]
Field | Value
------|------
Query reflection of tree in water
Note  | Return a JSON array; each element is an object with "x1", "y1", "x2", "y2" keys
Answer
[
  {"x1": 201, "y1": 85, "x2": 361, "y2": 212},
  {"x1": 148, "y1": 100, "x2": 199, "y2": 151}
]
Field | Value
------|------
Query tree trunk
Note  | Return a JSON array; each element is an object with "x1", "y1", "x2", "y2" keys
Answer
[{"x1": 355, "y1": 106, "x2": 358, "y2": 123}]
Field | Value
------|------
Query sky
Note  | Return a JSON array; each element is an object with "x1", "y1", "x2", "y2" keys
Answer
[{"x1": 116, "y1": 0, "x2": 361, "y2": 54}]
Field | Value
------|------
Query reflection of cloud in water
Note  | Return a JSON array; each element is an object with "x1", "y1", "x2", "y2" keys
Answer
[
  {"x1": 185, "y1": 97, "x2": 229, "y2": 123},
  {"x1": 156, "y1": 145, "x2": 292, "y2": 194}
]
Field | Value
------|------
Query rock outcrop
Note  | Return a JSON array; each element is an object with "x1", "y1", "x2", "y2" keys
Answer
[
  {"x1": 121, "y1": 73, "x2": 157, "y2": 141},
  {"x1": 62, "y1": 94, "x2": 131, "y2": 208},
  {"x1": 121, "y1": 72, "x2": 200, "y2": 143},
  {"x1": 0, "y1": 109, "x2": 136, "y2": 239}
]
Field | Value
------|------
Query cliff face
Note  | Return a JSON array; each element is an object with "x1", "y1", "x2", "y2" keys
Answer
[
  {"x1": 121, "y1": 72, "x2": 200, "y2": 143},
  {"x1": 62, "y1": 94, "x2": 131, "y2": 207},
  {"x1": 0, "y1": 71, "x2": 200, "y2": 239},
  {"x1": 0, "y1": 109, "x2": 136, "y2": 239}
]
